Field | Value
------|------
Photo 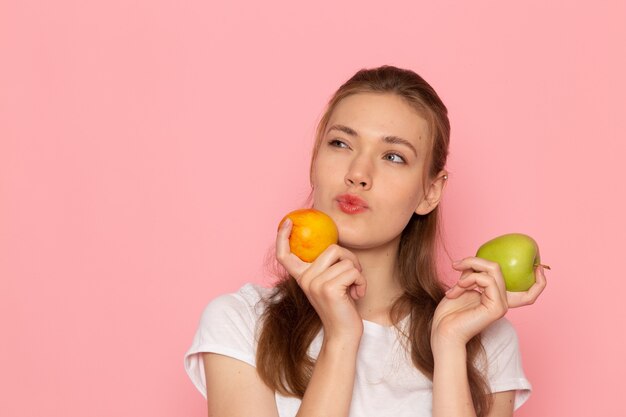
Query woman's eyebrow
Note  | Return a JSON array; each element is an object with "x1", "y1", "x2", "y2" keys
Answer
[
  {"x1": 327, "y1": 124, "x2": 418, "y2": 157},
  {"x1": 327, "y1": 124, "x2": 359, "y2": 137}
]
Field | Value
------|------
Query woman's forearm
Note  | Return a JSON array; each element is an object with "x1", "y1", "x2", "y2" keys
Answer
[
  {"x1": 295, "y1": 337, "x2": 359, "y2": 417},
  {"x1": 432, "y1": 341, "x2": 477, "y2": 417}
]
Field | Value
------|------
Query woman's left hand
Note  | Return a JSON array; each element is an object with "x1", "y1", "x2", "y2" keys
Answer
[{"x1": 431, "y1": 257, "x2": 547, "y2": 349}]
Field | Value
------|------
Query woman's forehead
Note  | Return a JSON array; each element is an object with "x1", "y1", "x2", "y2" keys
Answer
[{"x1": 327, "y1": 93, "x2": 429, "y2": 144}]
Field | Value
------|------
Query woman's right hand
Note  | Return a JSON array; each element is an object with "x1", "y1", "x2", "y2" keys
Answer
[{"x1": 276, "y1": 218, "x2": 367, "y2": 344}]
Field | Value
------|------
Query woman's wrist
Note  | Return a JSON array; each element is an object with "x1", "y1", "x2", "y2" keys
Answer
[
  {"x1": 296, "y1": 332, "x2": 361, "y2": 417},
  {"x1": 431, "y1": 332, "x2": 468, "y2": 359},
  {"x1": 322, "y1": 333, "x2": 362, "y2": 356},
  {"x1": 431, "y1": 341, "x2": 476, "y2": 417}
]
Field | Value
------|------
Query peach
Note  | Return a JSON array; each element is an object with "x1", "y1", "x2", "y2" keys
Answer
[{"x1": 278, "y1": 209, "x2": 338, "y2": 262}]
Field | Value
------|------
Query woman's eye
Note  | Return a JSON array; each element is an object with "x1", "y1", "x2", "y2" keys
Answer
[
  {"x1": 384, "y1": 153, "x2": 406, "y2": 164},
  {"x1": 328, "y1": 139, "x2": 349, "y2": 148}
]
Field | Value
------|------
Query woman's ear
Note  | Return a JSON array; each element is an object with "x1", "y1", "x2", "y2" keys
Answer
[{"x1": 415, "y1": 171, "x2": 448, "y2": 215}]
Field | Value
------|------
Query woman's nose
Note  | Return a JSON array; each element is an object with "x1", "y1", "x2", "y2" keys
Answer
[{"x1": 344, "y1": 155, "x2": 372, "y2": 190}]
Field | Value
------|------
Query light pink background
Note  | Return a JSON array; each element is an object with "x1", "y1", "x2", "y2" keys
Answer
[{"x1": 2, "y1": 1, "x2": 625, "y2": 416}]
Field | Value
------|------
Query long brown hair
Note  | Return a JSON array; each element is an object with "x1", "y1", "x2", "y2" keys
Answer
[{"x1": 256, "y1": 65, "x2": 492, "y2": 416}]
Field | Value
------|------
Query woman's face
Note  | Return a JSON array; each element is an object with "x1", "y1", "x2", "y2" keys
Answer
[{"x1": 311, "y1": 92, "x2": 445, "y2": 250}]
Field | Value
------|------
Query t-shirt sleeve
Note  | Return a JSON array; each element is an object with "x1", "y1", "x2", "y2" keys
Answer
[
  {"x1": 183, "y1": 288, "x2": 260, "y2": 398},
  {"x1": 480, "y1": 317, "x2": 532, "y2": 410}
]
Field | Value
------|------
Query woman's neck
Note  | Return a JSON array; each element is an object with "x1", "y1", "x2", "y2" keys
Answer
[{"x1": 348, "y1": 236, "x2": 404, "y2": 326}]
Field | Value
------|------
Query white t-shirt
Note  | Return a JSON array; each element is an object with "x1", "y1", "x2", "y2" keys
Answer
[{"x1": 184, "y1": 283, "x2": 532, "y2": 416}]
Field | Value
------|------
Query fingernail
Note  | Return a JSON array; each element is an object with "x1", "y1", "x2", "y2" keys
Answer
[
  {"x1": 445, "y1": 287, "x2": 453, "y2": 294},
  {"x1": 278, "y1": 218, "x2": 291, "y2": 233},
  {"x1": 452, "y1": 260, "x2": 461, "y2": 265}
]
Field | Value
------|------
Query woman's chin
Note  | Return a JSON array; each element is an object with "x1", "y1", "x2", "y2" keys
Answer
[
  {"x1": 337, "y1": 236, "x2": 374, "y2": 251},
  {"x1": 338, "y1": 233, "x2": 402, "y2": 253}
]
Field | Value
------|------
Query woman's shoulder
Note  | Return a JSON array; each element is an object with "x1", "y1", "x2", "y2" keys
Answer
[
  {"x1": 479, "y1": 316, "x2": 524, "y2": 369},
  {"x1": 479, "y1": 318, "x2": 532, "y2": 408},
  {"x1": 200, "y1": 282, "x2": 274, "y2": 324},
  {"x1": 185, "y1": 282, "x2": 275, "y2": 395},
  {"x1": 225, "y1": 281, "x2": 273, "y2": 305},
  {"x1": 481, "y1": 316, "x2": 520, "y2": 348}
]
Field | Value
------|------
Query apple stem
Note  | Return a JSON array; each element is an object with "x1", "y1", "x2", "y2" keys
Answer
[{"x1": 538, "y1": 263, "x2": 551, "y2": 270}]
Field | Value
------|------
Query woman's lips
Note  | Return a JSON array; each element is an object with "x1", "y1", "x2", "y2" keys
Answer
[
  {"x1": 336, "y1": 194, "x2": 368, "y2": 214},
  {"x1": 338, "y1": 201, "x2": 367, "y2": 214}
]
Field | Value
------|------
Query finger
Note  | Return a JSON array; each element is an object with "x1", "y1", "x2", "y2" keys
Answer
[
  {"x1": 455, "y1": 272, "x2": 507, "y2": 311},
  {"x1": 349, "y1": 280, "x2": 366, "y2": 300},
  {"x1": 330, "y1": 267, "x2": 367, "y2": 300},
  {"x1": 306, "y1": 244, "x2": 362, "y2": 279},
  {"x1": 275, "y1": 217, "x2": 292, "y2": 257},
  {"x1": 445, "y1": 266, "x2": 486, "y2": 298},
  {"x1": 275, "y1": 218, "x2": 307, "y2": 279},
  {"x1": 308, "y1": 258, "x2": 356, "y2": 287},
  {"x1": 445, "y1": 282, "x2": 480, "y2": 299},
  {"x1": 453, "y1": 257, "x2": 501, "y2": 276},
  {"x1": 536, "y1": 264, "x2": 548, "y2": 288},
  {"x1": 302, "y1": 258, "x2": 364, "y2": 300},
  {"x1": 327, "y1": 260, "x2": 367, "y2": 299},
  {"x1": 459, "y1": 268, "x2": 473, "y2": 279},
  {"x1": 508, "y1": 265, "x2": 548, "y2": 308},
  {"x1": 308, "y1": 259, "x2": 366, "y2": 299},
  {"x1": 350, "y1": 285, "x2": 358, "y2": 300},
  {"x1": 453, "y1": 257, "x2": 507, "y2": 298}
]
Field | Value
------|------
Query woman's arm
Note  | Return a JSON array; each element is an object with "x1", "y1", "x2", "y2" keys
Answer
[
  {"x1": 202, "y1": 336, "x2": 360, "y2": 417},
  {"x1": 276, "y1": 219, "x2": 366, "y2": 417},
  {"x1": 203, "y1": 353, "x2": 279, "y2": 417},
  {"x1": 431, "y1": 330, "x2": 515, "y2": 417},
  {"x1": 431, "y1": 259, "x2": 546, "y2": 417},
  {"x1": 488, "y1": 391, "x2": 516, "y2": 416},
  {"x1": 295, "y1": 337, "x2": 359, "y2": 417},
  {"x1": 202, "y1": 332, "x2": 361, "y2": 417},
  {"x1": 201, "y1": 220, "x2": 366, "y2": 417},
  {"x1": 431, "y1": 337, "x2": 475, "y2": 416}
]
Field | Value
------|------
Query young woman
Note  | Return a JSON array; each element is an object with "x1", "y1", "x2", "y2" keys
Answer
[{"x1": 184, "y1": 65, "x2": 547, "y2": 417}]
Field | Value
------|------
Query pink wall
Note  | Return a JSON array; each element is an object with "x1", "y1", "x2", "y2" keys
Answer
[{"x1": 2, "y1": 1, "x2": 625, "y2": 416}]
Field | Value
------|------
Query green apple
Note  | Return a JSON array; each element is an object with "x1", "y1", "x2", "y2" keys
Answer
[{"x1": 476, "y1": 233, "x2": 550, "y2": 292}]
